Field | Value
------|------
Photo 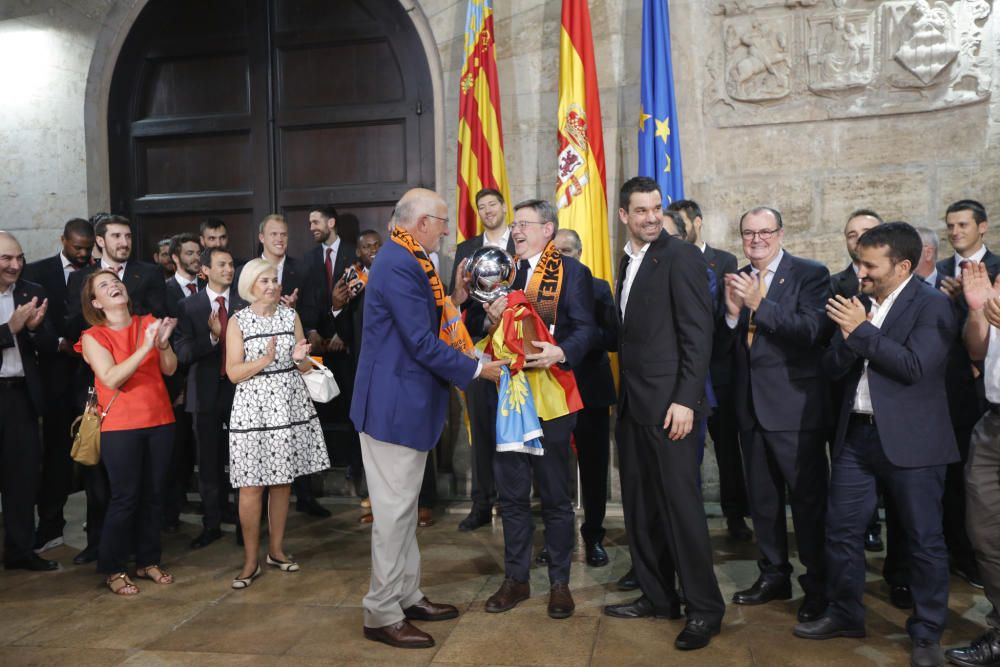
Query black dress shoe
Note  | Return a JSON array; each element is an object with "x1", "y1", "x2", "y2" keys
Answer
[
  {"x1": 732, "y1": 577, "x2": 792, "y2": 605},
  {"x1": 864, "y1": 527, "x2": 884, "y2": 552},
  {"x1": 295, "y1": 498, "x2": 331, "y2": 518},
  {"x1": 945, "y1": 628, "x2": 1000, "y2": 667},
  {"x1": 190, "y1": 527, "x2": 223, "y2": 550},
  {"x1": 797, "y1": 593, "x2": 828, "y2": 622},
  {"x1": 617, "y1": 567, "x2": 639, "y2": 591},
  {"x1": 675, "y1": 618, "x2": 720, "y2": 651},
  {"x1": 457, "y1": 509, "x2": 492, "y2": 532},
  {"x1": 952, "y1": 563, "x2": 986, "y2": 590},
  {"x1": 726, "y1": 515, "x2": 753, "y2": 542},
  {"x1": 604, "y1": 595, "x2": 682, "y2": 619},
  {"x1": 793, "y1": 615, "x2": 866, "y2": 640},
  {"x1": 585, "y1": 542, "x2": 609, "y2": 567},
  {"x1": 535, "y1": 547, "x2": 551, "y2": 564},
  {"x1": 889, "y1": 584, "x2": 913, "y2": 610},
  {"x1": 73, "y1": 546, "x2": 98, "y2": 565},
  {"x1": 911, "y1": 638, "x2": 944, "y2": 667},
  {"x1": 5, "y1": 554, "x2": 59, "y2": 571}
]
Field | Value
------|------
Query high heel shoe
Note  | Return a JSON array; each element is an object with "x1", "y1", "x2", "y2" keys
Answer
[
  {"x1": 231, "y1": 563, "x2": 262, "y2": 589},
  {"x1": 266, "y1": 553, "x2": 300, "y2": 572}
]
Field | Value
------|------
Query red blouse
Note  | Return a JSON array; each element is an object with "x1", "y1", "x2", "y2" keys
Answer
[{"x1": 76, "y1": 314, "x2": 175, "y2": 432}]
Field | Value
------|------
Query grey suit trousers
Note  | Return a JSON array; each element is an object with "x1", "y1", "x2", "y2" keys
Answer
[{"x1": 966, "y1": 408, "x2": 1000, "y2": 624}]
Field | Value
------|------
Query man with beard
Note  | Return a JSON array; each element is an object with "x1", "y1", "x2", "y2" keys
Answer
[{"x1": 165, "y1": 233, "x2": 204, "y2": 317}]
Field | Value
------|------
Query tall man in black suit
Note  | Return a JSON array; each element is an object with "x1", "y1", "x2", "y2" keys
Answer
[
  {"x1": 476, "y1": 198, "x2": 597, "y2": 620},
  {"x1": 0, "y1": 231, "x2": 59, "y2": 571},
  {"x1": 668, "y1": 198, "x2": 751, "y2": 541},
  {"x1": 935, "y1": 199, "x2": 1000, "y2": 589},
  {"x1": 65, "y1": 214, "x2": 167, "y2": 564},
  {"x1": 449, "y1": 188, "x2": 515, "y2": 532},
  {"x1": 173, "y1": 247, "x2": 248, "y2": 549},
  {"x1": 23, "y1": 218, "x2": 94, "y2": 553},
  {"x1": 795, "y1": 222, "x2": 957, "y2": 667},
  {"x1": 723, "y1": 206, "x2": 833, "y2": 622},
  {"x1": 601, "y1": 178, "x2": 724, "y2": 651},
  {"x1": 552, "y1": 228, "x2": 616, "y2": 567}
]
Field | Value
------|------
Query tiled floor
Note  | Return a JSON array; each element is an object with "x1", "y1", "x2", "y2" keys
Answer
[{"x1": 0, "y1": 497, "x2": 992, "y2": 666}]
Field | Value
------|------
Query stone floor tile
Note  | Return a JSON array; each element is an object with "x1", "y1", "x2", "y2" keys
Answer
[
  {"x1": 120, "y1": 650, "x2": 280, "y2": 666},
  {"x1": 0, "y1": 646, "x2": 128, "y2": 666}
]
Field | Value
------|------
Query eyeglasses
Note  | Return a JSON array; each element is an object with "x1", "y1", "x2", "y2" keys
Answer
[
  {"x1": 508, "y1": 220, "x2": 546, "y2": 231},
  {"x1": 424, "y1": 214, "x2": 449, "y2": 225},
  {"x1": 740, "y1": 228, "x2": 781, "y2": 241}
]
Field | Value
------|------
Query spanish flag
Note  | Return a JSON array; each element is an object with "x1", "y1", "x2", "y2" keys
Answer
[
  {"x1": 555, "y1": 0, "x2": 611, "y2": 284},
  {"x1": 456, "y1": 0, "x2": 511, "y2": 242}
]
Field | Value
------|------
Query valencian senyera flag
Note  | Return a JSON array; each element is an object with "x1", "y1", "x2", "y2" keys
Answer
[
  {"x1": 456, "y1": 0, "x2": 511, "y2": 242},
  {"x1": 638, "y1": 0, "x2": 684, "y2": 204},
  {"x1": 555, "y1": 0, "x2": 611, "y2": 284}
]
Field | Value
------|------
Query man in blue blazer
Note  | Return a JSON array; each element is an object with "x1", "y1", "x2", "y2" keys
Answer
[
  {"x1": 794, "y1": 222, "x2": 957, "y2": 667},
  {"x1": 350, "y1": 188, "x2": 506, "y2": 650}
]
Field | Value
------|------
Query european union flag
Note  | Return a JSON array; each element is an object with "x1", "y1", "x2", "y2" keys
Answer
[{"x1": 638, "y1": 0, "x2": 684, "y2": 204}]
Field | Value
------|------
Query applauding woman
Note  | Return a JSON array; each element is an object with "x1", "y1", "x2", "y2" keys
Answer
[
  {"x1": 226, "y1": 259, "x2": 329, "y2": 589},
  {"x1": 77, "y1": 269, "x2": 178, "y2": 596}
]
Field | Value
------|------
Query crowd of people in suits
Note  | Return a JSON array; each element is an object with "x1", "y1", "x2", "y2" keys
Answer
[{"x1": 1, "y1": 181, "x2": 999, "y2": 666}]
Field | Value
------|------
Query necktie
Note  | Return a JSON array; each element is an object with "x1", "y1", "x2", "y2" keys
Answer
[
  {"x1": 325, "y1": 247, "x2": 334, "y2": 296},
  {"x1": 959, "y1": 259, "x2": 971, "y2": 278},
  {"x1": 216, "y1": 296, "x2": 229, "y2": 376},
  {"x1": 186, "y1": 283, "x2": 197, "y2": 295},
  {"x1": 512, "y1": 259, "x2": 530, "y2": 292},
  {"x1": 113, "y1": 265, "x2": 124, "y2": 277},
  {"x1": 747, "y1": 269, "x2": 769, "y2": 347}
]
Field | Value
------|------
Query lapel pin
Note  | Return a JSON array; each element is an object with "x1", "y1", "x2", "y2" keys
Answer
[{"x1": 778, "y1": 278, "x2": 785, "y2": 284}]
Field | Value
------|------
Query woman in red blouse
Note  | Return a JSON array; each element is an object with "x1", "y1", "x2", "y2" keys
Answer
[{"x1": 77, "y1": 269, "x2": 178, "y2": 595}]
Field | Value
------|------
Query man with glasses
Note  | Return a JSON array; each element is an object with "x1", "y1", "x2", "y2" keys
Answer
[{"x1": 722, "y1": 206, "x2": 834, "y2": 623}]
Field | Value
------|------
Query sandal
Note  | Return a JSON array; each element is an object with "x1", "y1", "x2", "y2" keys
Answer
[
  {"x1": 232, "y1": 563, "x2": 262, "y2": 589},
  {"x1": 266, "y1": 553, "x2": 300, "y2": 572},
  {"x1": 135, "y1": 564, "x2": 173, "y2": 584},
  {"x1": 106, "y1": 572, "x2": 139, "y2": 596}
]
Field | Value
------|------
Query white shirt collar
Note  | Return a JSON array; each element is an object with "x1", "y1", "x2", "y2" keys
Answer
[
  {"x1": 205, "y1": 285, "x2": 230, "y2": 303},
  {"x1": 623, "y1": 241, "x2": 651, "y2": 261},
  {"x1": 524, "y1": 250, "x2": 544, "y2": 273},
  {"x1": 871, "y1": 274, "x2": 913, "y2": 311},
  {"x1": 696, "y1": 241, "x2": 707, "y2": 253},
  {"x1": 60, "y1": 253, "x2": 76, "y2": 270},
  {"x1": 322, "y1": 236, "x2": 341, "y2": 255},
  {"x1": 923, "y1": 268, "x2": 938, "y2": 286},
  {"x1": 483, "y1": 228, "x2": 510, "y2": 249},
  {"x1": 101, "y1": 259, "x2": 127, "y2": 273},
  {"x1": 261, "y1": 253, "x2": 286, "y2": 269},
  {"x1": 752, "y1": 249, "x2": 784, "y2": 276},
  {"x1": 955, "y1": 245, "x2": 988, "y2": 267},
  {"x1": 174, "y1": 272, "x2": 197, "y2": 289}
]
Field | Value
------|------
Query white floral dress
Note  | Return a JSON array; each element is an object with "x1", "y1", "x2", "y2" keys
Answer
[{"x1": 228, "y1": 305, "x2": 329, "y2": 487}]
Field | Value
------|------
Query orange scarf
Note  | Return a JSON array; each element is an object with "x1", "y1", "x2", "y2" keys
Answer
[
  {"x1": 391, "y1": 226, "x2": 474, "y2": 354},
  {"x1": 519, "y1": 241, "x2": 564, "y2": 327}
]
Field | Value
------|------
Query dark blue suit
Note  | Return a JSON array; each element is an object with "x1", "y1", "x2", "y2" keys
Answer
[{"x1": 823, "y1": 277, "x2": 958, "y2": 639}]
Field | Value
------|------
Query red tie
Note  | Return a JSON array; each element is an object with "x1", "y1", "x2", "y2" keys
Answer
[
  {"x1": 216, "y1": 296, "x2": 229, "y2": 376},
  {"x1": 186, "y1": 283, "x2": 197, "y2": 295},
  {"x1": 325, "y1": 247, "x2": 334, "y2": 295}
]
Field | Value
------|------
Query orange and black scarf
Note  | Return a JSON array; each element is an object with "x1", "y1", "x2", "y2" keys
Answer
[
  {"x1": 391, "y1": 226, "x2": 474, "y2": 354},
  {"x1": 519, "y1": 241, "x2": 565, "y2": 328}
]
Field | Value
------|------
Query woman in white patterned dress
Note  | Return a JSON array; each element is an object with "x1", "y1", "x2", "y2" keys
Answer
[{"x1": 225, "y1": 258, "x2": 329, "y2": 588}]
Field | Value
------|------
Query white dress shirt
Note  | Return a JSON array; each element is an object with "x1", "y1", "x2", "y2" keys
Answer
[
  {"x1": 174, "y1": 272, "x2": 199, "y2": 295},
  {"x1": 922, "y1": 269, "x2": 938, "y2": 287},
  {"x1": 953, "y1": 245, "x2": 988, "y2": 277},
  {"x1": 984, "y1": 326, "x2": 1000, "y2": 405},
  {"x1": 619, "y1": 241, "x2": 649, "y2": 318},
  {"x1": 60, "y1": 253, "x2": 77, "y2": 285},
  {"x1": 0, "y1": 286, "x2": 24, "y2": 377},
  {"x1": 483, "y1": 228, "x2": 511, "y2": 250},
  {"x1": 322, "y1": 237, "x2": 341, "y2": 269},
  {"x1": 852, "y1": 275, "x2": 914, "y2": 413},
  {"x1": 262, "y1": 254, "x2": 286, "y2": 285},
  {"x1": 206, "y1": 286, "x2": 230, "y2": 345},
  {"x1": 726, "y1": 249, "x2": 784, "y2": 329},
  {"x1": 101, "y1": 259, "x2": 127, "y2": 276}
]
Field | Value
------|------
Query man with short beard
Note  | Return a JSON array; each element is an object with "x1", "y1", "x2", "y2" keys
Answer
[{"x1": 165, "y1": 233, "x2": 204, "y2": 317}]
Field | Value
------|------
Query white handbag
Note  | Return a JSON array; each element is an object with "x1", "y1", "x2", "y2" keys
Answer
[{"x1": 301, "y1": 356, "x2": 340, "y2": 403}]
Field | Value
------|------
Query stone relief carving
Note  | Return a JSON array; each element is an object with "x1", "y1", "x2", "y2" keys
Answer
[{"x1": 706, "y1": 0, "x2": 994, "y2": 127}]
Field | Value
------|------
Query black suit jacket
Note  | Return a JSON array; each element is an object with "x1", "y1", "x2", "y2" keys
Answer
[
  {"x1": 451, "y1": 233, "x2": 516, "y2": 341},
  {"x1": 23, "y1": 255, "x2": 85, "y2": 399},
  {"x1": 233, "y1": 255, "x2": 308, "y2": 306},
  {"x1": 616, "y1": 230, "x2": 713, "y2": 425},
  {"x1": 573, "y1": 277, "x2": 617, "y2": 409},
  {"x1": 165, "y1": 276, "x2": 206, "y2": 318},
  {"x1": 300, "y1": 241, "x2": 356, "y2": 338},
  {"x1": 831, "y1": 264, "x2": 860, "y2": 299},
  {"x1": 172, "y1": 289, "x2": 249, "y2": 414},
  {"x1": 0, "y1": 279, "x2": 57, "y2": 415},
  {"x1": 824, "y1": 278, "x2": 959, "y2": 467},
  {"x1": 65, "y1": 261, "x2": 167, "y2": 342},
  {"x1": 721, "y1": 251, "x2": 834, "y2": 432},
  {"x1": 704, "y1": 244, "x2": 738, "y2": 390}
]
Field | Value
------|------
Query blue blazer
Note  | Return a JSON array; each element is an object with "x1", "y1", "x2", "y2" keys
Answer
[
  {"x1": 350, "y1": 239, "x2": 478, "y2": 451},
  {"x1": 824, "y1": 277, "x2": 959, "y2": 468}
]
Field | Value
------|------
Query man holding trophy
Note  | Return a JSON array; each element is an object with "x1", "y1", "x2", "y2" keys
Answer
[{"x1": 458, "y1": 199, "x2": 597, "y2": 620}]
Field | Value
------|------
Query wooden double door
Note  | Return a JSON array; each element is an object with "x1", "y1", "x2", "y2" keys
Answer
[{"x1": 109, "y1": 0, "x2": 434, "y2": 261}]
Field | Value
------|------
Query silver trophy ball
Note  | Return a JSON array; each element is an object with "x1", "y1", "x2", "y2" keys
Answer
[{"x1": 466, "y1": 246, "x2": 515, "y2": 303}]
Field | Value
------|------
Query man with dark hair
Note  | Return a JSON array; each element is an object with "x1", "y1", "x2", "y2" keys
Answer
[
  {"x1": 796, "y1": 222, "x2": 957, "y2": 667},
  {"x1": 199, "y1": 218, "x2": 229, "y2": 249},
  {"x1": 723, "y1": 205, "x2": 833, "y2": 623},
  {"x1": 154, "y1": 238, "x2": 175, "y2": 279},
  {"x1": 666, "y1": 198, "x2": 750, "y2": 542},
  {"x1": 936, "y1": 199, "x2": 1000, "y2": 590},
  {"x1": 603, "y1": 177, "x2": 724, "y2": 651},
  {"x1": 24, "y1": 219, "x2": 95, "y2": 553},
  {"x1": 165, "y1": 233, "x2": 204, "y2": 316},
  {"x1": 450, "y1": 187, "x2": 514, "y2": 532}
]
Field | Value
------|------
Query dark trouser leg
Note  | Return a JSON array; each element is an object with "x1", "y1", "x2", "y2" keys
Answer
[
  {"x1": 0, "y1": 385, "x2": 41, "y2": 562},
  {"x1": 944, "y1": 425, "x2": 977, "y2": 572},
  {"x1": 293, "y1": 476, "x2": 315, "y2": 503},
  {"x1": 966, "y1": 411, "x2": 1000, "y2": 622},
  {"x1": 532, "y1": 414, "x2": 576, "y2": 584},
  {"x1": 574, "y1": 406, "x2": 609, "y2": 545},
  {"x1": 825, "y1": 424, "x2": 879, "y2": 628},
  {"x1": 134, "y1": 425, "x2": 175, "y2": 567},
  {"x1": 418, "y1": 448, "x2": 437, "y2": 509},
  {"x1": 466, "y1": 379, "x2": 498, "y2": 510},
  {"x1": 194, "y1": 408, "x2": 226, "y2": 530},
  {"x1": 741, "y1": 426, "x2": 793, "y2": 584},
  {"x1": 882, "y1": 488, "x2": 910, "y2": 587},
  {"x1": 98, "y1": 429, "x2": 145, "y2": 574},
  {"x1": 84, "y1": 462, "x2": 110, "y2": 549},
  {"x1": 708, "y1": 394, "x2": 748, "y2": 518},
  {"x1": 494, "y1": 448, "x2": 534, "y2": 582},
  {"x1": 162, "y1": 407, "x2": 193, "y2": 524},
  {"x1": 36, "y1": 402, "x2": 74, "y2": 541}
]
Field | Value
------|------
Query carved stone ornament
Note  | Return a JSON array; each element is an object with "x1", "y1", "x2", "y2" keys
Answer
[{"x1": 706, "y1": 0, "x2": 993, "y2": 127}]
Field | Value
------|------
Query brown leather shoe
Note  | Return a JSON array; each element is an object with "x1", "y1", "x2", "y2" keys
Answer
[
  {"x1": 358, "y1": 512, "x2": 373, "y2": 524},
  {"x1": 418, "y1": 507, "x2": 435, "y2": 528},
  {"x1": 485, "y1": 577, "x2": 530, "y2": 613},
  {"x1": 363, "y1": 620, "x2": 434, "y2": 649},
  {"x1": 403, "y1": 596, "x2": 459, "y2": 621},
  {"x1": 548, "y1": 582, "x2": 575, "y2": 619}
]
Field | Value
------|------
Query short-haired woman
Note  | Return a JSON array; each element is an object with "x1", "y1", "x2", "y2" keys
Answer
[
  {"x1": 227, "y1": 259, "x2": 329, "y2": 588},
  {"x1": 76, "y1": 269, "x2": 178, "y2": 595}
]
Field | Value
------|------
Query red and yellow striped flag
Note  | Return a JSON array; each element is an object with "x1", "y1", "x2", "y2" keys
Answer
[
  {"x1": 555, "y1": 0, "x2": 611, "y2": 284},
  {"x1": 456, "y1": 0, "x2": 511, "y2": 242}
]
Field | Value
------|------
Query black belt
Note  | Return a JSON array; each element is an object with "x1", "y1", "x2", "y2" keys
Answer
[
  {"x1": 849, "y1": 412, "x2": 876, "y2": 426},
  {"x1": 0, "y1": 377, "x2": 26, "y2": 388}
]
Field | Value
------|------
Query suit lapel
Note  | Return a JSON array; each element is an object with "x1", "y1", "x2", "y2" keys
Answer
[
  {"x1": 762, "y1": 253, "x2": 793, "y2": 306},
  {"x1": 878, "y1": 277, "x2": 920, "y2": 335},
  {"x1": 622, "y1": 231, "x2": 668, "y2": 330}
]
